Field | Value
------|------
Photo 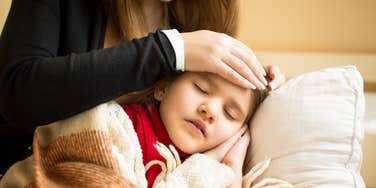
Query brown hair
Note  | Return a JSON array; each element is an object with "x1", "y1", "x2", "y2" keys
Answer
[
  {"x1": 115, "y1": 75, "x2": 177, "y2": 105},
  {"x1": 244, "y1": 88, "x2": 268, "y2": 125},
  {"x1": 103, "y1": 0, "x2": 239, "y2": 41}
]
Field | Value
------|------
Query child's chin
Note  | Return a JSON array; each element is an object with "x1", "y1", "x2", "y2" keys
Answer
[
  {"x1": 176, "y1": 145, "x2": 195, "y2": 154},
  {"x1": 174, "y1": 142, "x2": 201, "y2": 155},
  {"x1": 182, "y1": 146, "x2": 209, "y2": 155}
]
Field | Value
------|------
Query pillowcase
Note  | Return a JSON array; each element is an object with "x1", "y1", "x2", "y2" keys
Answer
[{"x1": 245, "y1": 66, "x2": 365, "y2": 187}]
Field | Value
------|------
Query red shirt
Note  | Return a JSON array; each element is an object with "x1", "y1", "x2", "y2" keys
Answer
[{"x1": 122, "y1": 103, "x2": 189, "y2": 187}]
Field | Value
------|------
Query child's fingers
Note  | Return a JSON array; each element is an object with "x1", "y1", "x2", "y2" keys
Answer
[
  {"x1": 204, "y1": 126, "x2": 247, "y2": 161},
  {"x1": 226, "y1": 129, "x2": 251, "y2": 159},
  {"x1": 220, "y1": 125, "x2": 247, "y2": 150},
  {"x1": 222, "y1": 129, "x2": 251, "y2": 170}
]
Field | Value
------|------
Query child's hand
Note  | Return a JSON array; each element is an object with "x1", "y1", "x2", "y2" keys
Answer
[
  {"x1": 204, "y1": 126, "x2": 249, "y2": 168},
  {"x1": 222, "y1": 127, "x2": 251, "y2": 175},
  {"x1": 204, "y1": 126, "x2": 250, "y2": 188}
]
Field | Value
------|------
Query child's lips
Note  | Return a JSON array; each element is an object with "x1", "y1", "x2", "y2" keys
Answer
[{"x1": 185, "y1": 119, "x2": 207, "y2": 138}]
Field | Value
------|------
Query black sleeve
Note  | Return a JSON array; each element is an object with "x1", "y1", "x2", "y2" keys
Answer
[{"x1": 0, "y1": 0, "x2": 178, "y2": 130}]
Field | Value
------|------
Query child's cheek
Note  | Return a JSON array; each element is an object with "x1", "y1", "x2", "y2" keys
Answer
[{"x1": 182, "y1": 89, "x2": 202, "y2": 106}]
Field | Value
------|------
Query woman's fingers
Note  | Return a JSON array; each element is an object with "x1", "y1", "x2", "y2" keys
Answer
[
  {"x1": 224, "y1": 34, "x2": 267, "y2": 82},
  {"x1": 229, "y1": 46, "x2": 267, "y2": 88},
  {"x1": 265, "y1": 64, "x2": 277, "y2": 79},
  {"x1": 182, "y1": 30, "x2": 287, "y2": 91},
  {"x1": 228, "y1": 36, "x2": 267, "y2": 77},
  {"x1": 182, "y1": 30, "x2": 268, "y2": 90},
  {"x1": 215, "y1": 58, "x2": 257, "y2": 89},
  {"x1": 222, "y1": 53, "x2": 265, "y2": 90},
  {"x1": 269, "y1": 73, "x2": 286, "y2": 90},
  {"x1": 264, "y1": 65, "x2": 286, "y2": 90}
]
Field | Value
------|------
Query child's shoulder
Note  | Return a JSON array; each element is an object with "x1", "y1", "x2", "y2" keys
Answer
[
  {"x1": 121, "y1": 103, "x2": 157, "y2": 123},
  {"x1": 122, "y1": 103, "x2": 144, "y2": 119},
  {"x1": 122, "y1": 103, "x2": 144, "y2": 112}
]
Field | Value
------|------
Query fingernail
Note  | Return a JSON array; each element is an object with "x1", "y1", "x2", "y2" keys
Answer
[
  {"x1": 262, "y1": 77, "x2": 268, "y2": 86},
  {"x1": 258, "y1": 81, "x2": 266, "y2": 90},
  {"x1": 248, "y1": 83, "x2": 256, "y2": 90},
  {"x1": 262, "y1": 68, "x2": 267, "y2": 76}
]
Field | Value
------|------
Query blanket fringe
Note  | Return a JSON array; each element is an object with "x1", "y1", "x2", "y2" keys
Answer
[
  {"x1": 242, "y1": 157, "x2": 293, "y2": 188},
  {"x1": 145, "y1": 142, "x2": 181, "y2": 188}
]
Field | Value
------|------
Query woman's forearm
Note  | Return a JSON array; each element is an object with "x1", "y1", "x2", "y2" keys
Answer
[
  {"x1": 0, "y1": 31, "x2": 177, "y2": 128},
  {"x1": 0, "y1": 0, "x2": 178, "y2": 129}
]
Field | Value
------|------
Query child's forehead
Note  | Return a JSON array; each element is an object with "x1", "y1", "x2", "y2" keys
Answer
[
  {"x1": 190, "y1": 72, "x2": 245, "y2": 90},
  {"x1": 186, "y1": 72, "x2": 253, "y2": 103},
  {"x1": 188, "y1": 72, "x2": 224, "y2": 82}
]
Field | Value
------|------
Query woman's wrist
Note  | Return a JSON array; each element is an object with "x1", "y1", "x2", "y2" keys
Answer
[{"x1": 161, "y1": 29, "x2": 185, "y2": 71}]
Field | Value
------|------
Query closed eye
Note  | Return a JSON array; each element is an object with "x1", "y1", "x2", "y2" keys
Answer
[
  {"x1": 194, "y1": 83, "x2": 209, "y2": 94},
  {"x1": 224, "y1": 108, "x2": 236, "y2": 120}
]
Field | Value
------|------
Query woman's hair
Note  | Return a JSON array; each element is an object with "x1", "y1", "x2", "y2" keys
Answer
[
  {"x1": 103, "y1": 0, "x2": 239, "y2": 41},
  {"x1": 105, "y1": 0, "x2": 266, "y2": 123}
]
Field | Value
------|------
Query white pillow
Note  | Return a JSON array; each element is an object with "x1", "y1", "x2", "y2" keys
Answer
[{"x1": 246, "y1": 66, "x2": 365, "y2": 187}]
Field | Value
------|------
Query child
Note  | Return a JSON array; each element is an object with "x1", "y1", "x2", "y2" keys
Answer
[
  {"x1": 119, "y1": 71, "x2": 268, "y2": 187},
  {"x1": 1, "y1": 72, "x2": 291, "y2": 188}
]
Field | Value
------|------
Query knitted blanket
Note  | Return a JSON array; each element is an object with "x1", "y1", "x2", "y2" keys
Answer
[
  {"x1": 1, "y1": 102, "x2": 146, "y2": 187},
  {"x1": 0, "y1": 102, "x2": 292, "y2": 188}
]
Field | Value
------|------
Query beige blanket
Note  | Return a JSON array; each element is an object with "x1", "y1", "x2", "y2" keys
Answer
[{"x1": 0, "y1": 102, "x2": 292, "y2": 188}]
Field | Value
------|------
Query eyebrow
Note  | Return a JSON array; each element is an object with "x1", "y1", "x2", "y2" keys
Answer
[{"x1": 198, "y1": 74, "x2": 246, "y2": 118}]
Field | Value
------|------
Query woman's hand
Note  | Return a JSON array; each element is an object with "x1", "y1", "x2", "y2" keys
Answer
[
  {"x1": 181, "y1": 30, "x2": 268, "y2": 90},
  {"x1": 263, "y1": 64, "x2": 286, "y2": 90}
]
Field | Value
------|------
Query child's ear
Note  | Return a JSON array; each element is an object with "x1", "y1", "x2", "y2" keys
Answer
[{"x1": 154, "y1": 87, "x2": 167, "y2": 101}]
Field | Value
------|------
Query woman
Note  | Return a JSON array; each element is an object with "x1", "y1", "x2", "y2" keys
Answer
[{"x1": 0, "y1": 0, "x2": 285, "y2": 173}]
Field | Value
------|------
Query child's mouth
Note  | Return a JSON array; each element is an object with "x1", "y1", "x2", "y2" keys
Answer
[{"x1": 185, "y1": 119, "x2": 207, "y2": 138}]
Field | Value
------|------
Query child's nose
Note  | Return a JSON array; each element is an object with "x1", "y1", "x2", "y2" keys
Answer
[{"x1": 198, "y1": 103, "x2": 217, "y2": 123}]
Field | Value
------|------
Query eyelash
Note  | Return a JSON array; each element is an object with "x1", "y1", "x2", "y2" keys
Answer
[
  {"x1": 194, "y1": 83, "x2": 208, "y2": 94},
  {"x1": 224, "y1": 109, "x2": 236, "y2": 120}
]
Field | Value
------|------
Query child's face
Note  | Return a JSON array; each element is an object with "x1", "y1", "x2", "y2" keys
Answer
[{"x1": 157, "y1": 72, "x2": 253, "y2": 154}]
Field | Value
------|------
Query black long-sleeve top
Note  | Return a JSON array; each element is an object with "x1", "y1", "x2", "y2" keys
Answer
[
  {"x1": 0, "y1": 0, "x2": 178, "y2": 171},
  {"x1": 0, "y1": 0, "x2": 178, "y2": 133}
]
